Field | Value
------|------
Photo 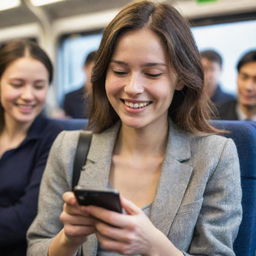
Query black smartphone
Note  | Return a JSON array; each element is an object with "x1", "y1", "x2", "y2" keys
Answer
[{"x1": 73, "y1": 186, "x2": 122, "y2": 213}]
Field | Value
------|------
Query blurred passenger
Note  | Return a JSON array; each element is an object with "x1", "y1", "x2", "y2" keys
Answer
[
  {"x1": 63, "y1": 50, "x2": 97, "y2": 119},
  {"x1": 0, "y1": 39, "x2": 63, "y2": 256},
  {"x1": 217, "y1": 49, "x2": 256, "y2": 120},
  {"x1": 200, "y1": 49, "x2": 235, "y2": 105},
  {"x1": 27, "y1": 1, "x2": 241, "y2": 256}
]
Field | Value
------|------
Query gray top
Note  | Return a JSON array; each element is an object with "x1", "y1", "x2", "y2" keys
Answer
[{"x1": 27, "y1": 121, "x2": 242, "y2": 256}]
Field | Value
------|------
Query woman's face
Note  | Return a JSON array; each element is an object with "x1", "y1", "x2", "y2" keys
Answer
[
  {"x1": 0, "y1": 57, "x2": 49, "y2": 126},
  {"x1": 105, "y1": 28, "x2": 182, "y2": 130}
]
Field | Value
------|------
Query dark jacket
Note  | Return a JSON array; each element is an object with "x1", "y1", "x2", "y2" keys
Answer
[
  {"x1": 63, "y1": 86, "x2": 89, "y2": 118},
  {"x1": 215, "y1": 99, "x2": 239, "y2": 120},
  {"x1": 0, "y1": 115, "x2": 63, "y2": 256},
  {"x1": 211, "y1": 85, "x2": 235, "y2": 105}
]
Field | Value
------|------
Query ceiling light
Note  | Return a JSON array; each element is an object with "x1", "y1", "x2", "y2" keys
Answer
[
  {"x1": 0, "y1": 0, "x2": 20, "y2": 11},
  {"x1": 30, "y1": 0, "x2": 66, "y2": 7}
]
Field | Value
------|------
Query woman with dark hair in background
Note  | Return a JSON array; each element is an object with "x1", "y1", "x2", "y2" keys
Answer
[
  {"x1": 0, "y1": 39, "x2": 63, "y2": 255},
  {"x1": 28, "y1": 1, "x2": 242, "y2": 255}
]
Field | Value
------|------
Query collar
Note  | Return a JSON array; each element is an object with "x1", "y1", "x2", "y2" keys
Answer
[
  {"x1": 87, "y1": 119, "x2": 191, "y2": 163},
  {"x1": 166, "y1": 119, "x2": 191, "y2": 161},
  {"x1": 22, "y1": 114, "x2": 49, "y2": 142},
  {"x1": 236, "y1": 104, "x2": 256, "y2": 121}
]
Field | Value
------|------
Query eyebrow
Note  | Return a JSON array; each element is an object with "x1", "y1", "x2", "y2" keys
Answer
[
  {"x1": 240, "y1": 71, "x2": 256, "y2": 78},
  {"x1": 110, "y1": 60, "x2": 168, "y2": 67},
  {"x1": 9, "y1": 78, "x2": 48, "y2": 83}
]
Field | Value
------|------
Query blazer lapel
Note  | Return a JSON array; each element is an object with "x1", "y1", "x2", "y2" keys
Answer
[
  {"x1": 150, "y1": 121, "x2": 193, "y2": 236},
  {"x1": 78, "y1": 124, "x2": 120, "y2": 190},
  {"x1": 79, "y1": 124, "x2": 120, "y2": 256}
]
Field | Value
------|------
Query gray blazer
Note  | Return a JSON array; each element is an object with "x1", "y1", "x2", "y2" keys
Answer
[{"x1": 27, "y1": 122, "x2": 242, "y2": 256}]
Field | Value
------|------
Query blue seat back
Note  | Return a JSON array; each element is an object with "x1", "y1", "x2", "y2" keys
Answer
[
  {"x1": 51, "y1": 118, "x2": 88, "y2": 130},
  {"x1": 212, "y1": 120, "x2": 256, "y2": 256}
]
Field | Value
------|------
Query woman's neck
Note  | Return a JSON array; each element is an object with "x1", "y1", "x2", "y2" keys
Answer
[
  {"x1": 115, "y1": 120, "x2": 169, "y2": 157},
  {"x1": 0, "y1": 119, "x2": 31, "y2": 157},
  {"x1": 1, "y1": 116, "x2": 31, "y2": 141}
]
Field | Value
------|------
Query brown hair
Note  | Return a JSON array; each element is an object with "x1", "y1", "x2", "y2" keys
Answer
[
  {"x1": 89, "y1": 0, "x2": 217, "y2": 134},
  {"x1": 0, "y1": 39, "x2": 53, "y2": 132}
]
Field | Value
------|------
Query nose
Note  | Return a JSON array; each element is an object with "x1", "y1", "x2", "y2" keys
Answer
[
  {"x1": 124, "y1": 73, "x2": 144, "y2": 95},
  {"x1": 244, "y1": 79, "x2": 255, "y2": 92},
  {"x1": 21, "y1": 85, "x2": 34, "y2": 101}
]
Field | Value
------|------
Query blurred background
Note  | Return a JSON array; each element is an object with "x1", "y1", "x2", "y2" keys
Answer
[{"x1": 1, "y1": 0, "x2": 255, "y2": 115}]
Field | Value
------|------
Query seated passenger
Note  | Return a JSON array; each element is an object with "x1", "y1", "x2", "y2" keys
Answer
[
  {"x1": 216, "y1": 50, "x2": 256, "y2": 120},
  {"x1": 0, "y1": 39, "x2": 63, "y2": 256},
  {"x1": 27, "y1": 1, "x2": 242, "y2": 256},
  {"x1": 200, "y1": 49, "x2": 235, "y2": 105},
  {"x1": 63, "y1": 50, "x2": 97, "y2": 119}
]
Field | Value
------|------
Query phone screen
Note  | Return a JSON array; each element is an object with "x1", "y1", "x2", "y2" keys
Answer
[{"x1": 74, "y1": 187, "x2": 122, "y2": 213}]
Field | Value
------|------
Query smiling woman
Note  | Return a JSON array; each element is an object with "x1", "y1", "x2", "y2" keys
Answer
[
  {"x1": 105, "y1": 28, "x2": 181, "y2": 131},
  {"x1": 0, "y1": 57, "x2": 49, "y2": 127},
  {"x1": 27, "y1": 1, "x2": 242, "y2": 256},
  {"x1": 0, "y1": 39, "x2": 63, "y2": 256}
]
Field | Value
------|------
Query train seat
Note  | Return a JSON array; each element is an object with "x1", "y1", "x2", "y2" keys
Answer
[
  {"x1": 51, "y1": 118, "x2": 88, "y2": 130},
  {"x1": 212, "y1": 120, "x2": 256, "y2": 256}
]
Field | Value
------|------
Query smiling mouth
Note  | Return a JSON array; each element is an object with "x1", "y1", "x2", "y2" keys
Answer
[
  {"x1": 121, "y1": 99, "x2": 153, "y2": 109},
  {"x1": 16, "y1": 103, "x2": 36, "y2": 110},
  {"x1": 241, "y1": 95, "x2": 256, "y2": 100}
]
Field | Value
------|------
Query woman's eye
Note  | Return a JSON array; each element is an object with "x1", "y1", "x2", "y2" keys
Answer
[
  {"x1": 146, "y1": 73, "x2": 162, "y2": 78},
  {"x1": 34, "y1": 84, "x2": 46, "y2": 90},
  {"x1": 113, "y1": 70, "x2": 127, "y2": 76},
  {"x1": 10, "y1": 83, "x2": 22, "y2": 88}
]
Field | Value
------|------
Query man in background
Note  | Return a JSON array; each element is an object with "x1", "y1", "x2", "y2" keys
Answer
[
  {"x1": 217, "y1": 50, "x2": 256, "y2": 120},
  {"x1": 63, "y1": 50, "x2": 96, "y2": 118},
  {"x1": 200, "y1": 49, "x2": 235, "y2": 105}
]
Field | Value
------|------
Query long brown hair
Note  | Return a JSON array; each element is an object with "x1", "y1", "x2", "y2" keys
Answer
[
  {"x1": 0, "y1": 39, "x2": 53, "y2": 132},
  {"x1": 89, "y1": 0, "x2": 217, "y2": 134}
]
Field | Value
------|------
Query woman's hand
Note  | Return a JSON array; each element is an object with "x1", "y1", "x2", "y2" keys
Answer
[
  {"x1": 83, "y1": 196, "x2": 173, "y2": 256},
  {"x1": 60, "y1": 191, "x2": 96, "y2": 247}
]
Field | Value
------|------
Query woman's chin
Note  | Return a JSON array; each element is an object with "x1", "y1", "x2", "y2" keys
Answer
[{"x1": 121, "y1": 118, "x2": 148, "y2": 130}]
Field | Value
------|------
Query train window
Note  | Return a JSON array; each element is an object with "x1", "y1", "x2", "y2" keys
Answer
[
  {"x1": 191, "y1": 19, "x2": 256, "y2": 95},
  {"x1": 57, "y1": 32, "x2": 102, "y2": 105}
]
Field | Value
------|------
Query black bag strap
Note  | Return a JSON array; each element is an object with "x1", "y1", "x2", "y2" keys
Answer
[{"x1": 72, "y1": 131, "x2": 92, "y2": 190}]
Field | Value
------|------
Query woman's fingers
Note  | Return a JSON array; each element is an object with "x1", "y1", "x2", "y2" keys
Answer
[
  {"x1": 63, "y1": 191, "x2": 78, "y2": 206},
  {"x1": 95, "y1": 220, "x2": 133, "y2": 243},
  {"x1": 120, "y1": 196, "x2": 142, "y2": 215},
  {"x1": 62, "y1": 191, "x2": 91, "y2": 216},
  {"x1": 64, "y1": 223, "x2": 95, "y2": 237},
  {"x1": 60, "y1": 210, "x2": 95, "y2": 226},
  {"x1": 96, "y1": 232, "x2": 129, "y2": 254},
  {"x1": 61, "y1": 191, "x2": 97, "y2": 238},
  {"x1": 83, "y1": 205, "x2": 131, "y2": 228},
  {"x1": 83, "y1": 196, "x2": 143, "y2": 227},
  {"x1": 81, "y1": 196, "x2": 157, "y2": 255}
]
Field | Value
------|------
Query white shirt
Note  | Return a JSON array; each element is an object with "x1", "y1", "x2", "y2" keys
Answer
[{"x1": 236, "y1": 105, "x2": 256, "y2": 121}]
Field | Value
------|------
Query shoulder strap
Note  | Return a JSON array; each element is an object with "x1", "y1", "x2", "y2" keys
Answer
[{"x1": 72, "y1": 131, "x2": 92, "y2": 190}]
